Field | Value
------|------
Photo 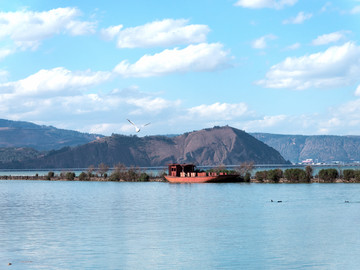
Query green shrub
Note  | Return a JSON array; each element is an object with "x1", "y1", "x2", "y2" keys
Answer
[
  {"x1": 207, "y1": 168, "x2": 237, "y2": 175},
  {"x1": 244, "y1": 172, "x2": 251, "y2": 182},
  {"x1": 65, "y1": 172, "x2": 75, "y2": 181},
  {"x1": 284, "y1": 168, "x2": 307, "y2": 182},
  {"x1": 109, "y1": 172, "x2": 121, "y2": 181},
  {"x1": 319, "y1": 169, "x2": 338, "y2": 182},
  {"x1": 343, "y1": 169, "x2": 355, "y2": 181},
  {"x1": 47, "y1": 171, "x2": 55, "y2": 180},
  {"x1": 139, "y1": 172, "x2": 150, "y2": 182},
  {"x1": 255, "y1": 171, "x2": 267, "y2": 182},
  {"x1": 126, "y1": 168, "x2": 138, "y2": 181},
  {"x1": 354, "y1": 170, "x2": 360, "y2": 181},
  {"x1": 79, "y1": 172, "x2": 88, "y2": 181},
  {"x1": 109, "y1": 166, "x2": 150, "y2": 182},
  {"x1": 267, "y1": 169, "x2": 283, "y2": 182}
]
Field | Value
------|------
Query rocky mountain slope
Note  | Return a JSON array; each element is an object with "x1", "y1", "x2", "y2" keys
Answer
[
  {"x1": 5, "y1": 126, "x2": 289, "y2": 169},
  {"x1": 251, "y1": 133, "x2": 360, "y2": 163},
  {"x1": 0, "y1": 119, "x2": 102, "y2": 151}
]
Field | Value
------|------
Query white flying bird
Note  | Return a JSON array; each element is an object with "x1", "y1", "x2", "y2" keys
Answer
[{"x1": 127, "y1": 119, "x2": 150, "y2": 133}]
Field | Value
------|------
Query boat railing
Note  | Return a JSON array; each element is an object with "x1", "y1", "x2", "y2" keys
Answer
[{"x1": 178, "y1": 171, "x2": 228, "y2": 177}]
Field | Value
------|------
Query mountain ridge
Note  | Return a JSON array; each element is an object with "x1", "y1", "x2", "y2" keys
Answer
[
  {"x1": 0, "y1": 119, "x2": 102, "y2": 151},
  {"x1": 2, "y1": 118, "x2": 359, "y2": 166},
  {"x1": 251, "y1": 133, "x2": 360, "y2": 163},
  {"x1": 2, "y1": 126, "x2": 289, "y2": 169}
]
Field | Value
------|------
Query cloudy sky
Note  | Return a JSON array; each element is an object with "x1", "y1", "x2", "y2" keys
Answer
[{"x1": 1, "y1": 0, "x2": 360, "y2": 136}]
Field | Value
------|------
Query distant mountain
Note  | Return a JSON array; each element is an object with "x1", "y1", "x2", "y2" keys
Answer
[
  {"x1": 0, "y1": 147, "x2": 42, "y2": 163},
  {"x1": 0, "y1": 119, "x2": 102, "y2": 151},
  {"x1": 5, "y1": 126, "x2": 289, "y2": 169},
  {"x1": 251, "y1": 133, "x2": 360, "y2": 163}
]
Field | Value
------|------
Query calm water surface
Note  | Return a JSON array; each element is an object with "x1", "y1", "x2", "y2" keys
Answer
[{"x1": 1, "y1": 181, "x2": 360, "y2": 269}]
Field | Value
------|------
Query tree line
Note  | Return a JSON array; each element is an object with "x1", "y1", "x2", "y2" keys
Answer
[
  {"x1": 254, "y1": 167, "x2": 360, "y2": 183},
  {"x1": 45, "y1": 162, "x2": 158, "y2": 182}
]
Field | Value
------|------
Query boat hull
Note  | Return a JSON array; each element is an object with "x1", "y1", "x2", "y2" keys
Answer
[{"x1": 164, "y1": 174, "x2": 240, "y2": 183}]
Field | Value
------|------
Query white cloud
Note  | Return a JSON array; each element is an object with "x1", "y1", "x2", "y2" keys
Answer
[
  {"x1": 350, "y1": 6, "x2": 360, "y2": 14},
  {"x1": 0, "y1": 7, "x2": 96, "y2": 51},
  {"x1": 21, "y1": 94, "x2": 360, "y2": 136},
  {"x1": 234, "y1": 0, "x2": 297, "y2": 9},
  {"x1": 355, "y1": 85, "x2": 360, "y2": 96},
  {"x1": 78, "y1": 96, "x2": 360, "y2": 136},
  {"x1": 0, "y1": 81, "x2": 184, "y2": 135},
  {"x1": 244, "y1": 115, "x2": 288, "y2": 130},
  {"x1": 312, "y1": 99, "x2": 360, "y2": 134},
  {"x1": 101, "y1": 25, "x2": 123, "y2": 41},
  {"x1": 252, "y1": 34, "x2": 277, "y2": 49},
  {"x1": 0, "y1": 70, "x2": 9, "y2": 82},
  {"x1": 114, "y1": 43, "x2": 231, "y2": 77},
  {"x1": 239, "y1": 113, "x2": 347, "y2": 135},
  {"x1": 283, "y1": 12, "x2": 312, "y2": 24},
  {"x1": 0, "y1": 67, "x2": 112, "y2": 97},
  {"x1": 321, "y1": 2, "x2": 333, "y2": 13},
  {"x1": 188, "y1": 102, "x2": 248, "y2": 120},
  {"x1": 336, "y1": 99, "x2": 360, "y2": 117},
  {"x1": 0, "y1": 48, "x2": 13, "y2": 60},
  {"x1": 5, "y1": 72, "x2": 360, "y2": 136},
  {"x1": 101, "y1": 19, "x2": 210, "y2": 48},
  {"x1": 285, "y1": 43, "x2": 301, "y2": 50},
  {"x1": 88, "y1": 123, "x2": 118, "y2": 135},
  {"x1": 312, "y1": 31, "x2": 349, "y2": 46},
  {"x1": 257, "y1": 42, "x2": 360, "y2": 90},
  {"x1": 87, "y1": 122, "x2": 144, "y2": 135},
  {"x1": 65, "y1": 20, "x2": 96, "y2": 36},
  {"x1": 126, "y1": 97, "x2": 180, "y2": 115}
]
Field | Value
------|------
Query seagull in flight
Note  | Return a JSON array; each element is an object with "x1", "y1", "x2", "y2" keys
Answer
[{"x1": 127, "y1": 119, "x2": 150, "y2": 133}]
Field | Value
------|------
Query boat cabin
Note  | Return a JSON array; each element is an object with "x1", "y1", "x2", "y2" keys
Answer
[{"x1": 168, "y1": 163, "x2": 195, "y2": 177}]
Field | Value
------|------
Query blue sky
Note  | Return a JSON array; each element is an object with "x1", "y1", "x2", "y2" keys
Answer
[{"x1": 0, "y1": 0, "x2": 360, "y2": 136}]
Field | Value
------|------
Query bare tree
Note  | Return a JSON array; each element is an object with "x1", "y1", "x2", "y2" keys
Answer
[
  {"x1": 114, "y1": 163, "x2": 127, "y2": 175},
  {"x1": 237, "y1": 161, "x2": 254, "y2": 181},
  {"x1": 87, "y1": 165, "x2": 95, "y2": 177},
  {"x1": 237, "y1": 161, "x2": 254, "y2": 177},
  {"x1": 98, "y1": 163, "x2": 109, "y2": 177}
]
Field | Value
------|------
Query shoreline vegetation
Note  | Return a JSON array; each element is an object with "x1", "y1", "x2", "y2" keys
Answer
[
  {"x1": 252, "y1": 167, "x2": 360, "y2": 183},
  {"x1": 0, "y1": 175, "x2": 165, "y2": 182},
  {"x1": 2, "y1": 163, "x2": 360, "y2": 183},
  {"x1": 0, "y1": 163, "x2": 167, "y2": 182}
]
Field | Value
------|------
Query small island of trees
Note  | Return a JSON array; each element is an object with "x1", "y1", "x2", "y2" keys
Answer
[
  {"x1": 2, "y1": 163, "x2": 360, "y2": 183},
  {"x1": 254, "y1": 167, "x2": 360, "y2": 183},
  {"x1": 0, "y1": 163, "x2": 164, "y2": 182}
]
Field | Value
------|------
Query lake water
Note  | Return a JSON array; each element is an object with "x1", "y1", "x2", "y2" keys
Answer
[{"x1": 1, "y1": 181, "x2": 360, "y2": 269}]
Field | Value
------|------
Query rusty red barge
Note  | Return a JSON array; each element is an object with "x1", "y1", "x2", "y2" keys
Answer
[{"x1": 164, "y1": 163, "x2": 240, "y2": 183}]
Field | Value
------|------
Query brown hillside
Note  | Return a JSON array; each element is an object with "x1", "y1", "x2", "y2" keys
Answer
[{"x1": 8, "y1": 126, "x2": 289, "y2": 169}]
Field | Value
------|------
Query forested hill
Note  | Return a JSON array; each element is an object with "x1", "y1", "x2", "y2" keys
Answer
[
  {"x1": 251, "y1": 133, "x2": 360, "y2": 163},
  {"x1": 0, "y1": 119, "x2": 102, "y2": 151},
  {"x1": 5, "y1": 126, "x2": 289, "y2": 169}
]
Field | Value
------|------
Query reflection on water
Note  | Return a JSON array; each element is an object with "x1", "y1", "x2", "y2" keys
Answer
[{"x1": 1, "y1": 181, "x2": 360, "y2": 269}]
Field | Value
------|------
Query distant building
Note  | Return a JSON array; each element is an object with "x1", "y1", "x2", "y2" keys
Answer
[{"x1": 301, "y1": 158, "x2": 314, "y2": 165}]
